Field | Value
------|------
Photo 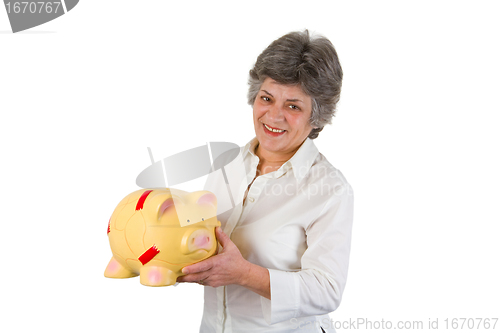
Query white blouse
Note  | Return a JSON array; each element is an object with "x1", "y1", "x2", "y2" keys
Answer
[{"x1": 201, "y1": 137, "x2": 354, "y2": 333}]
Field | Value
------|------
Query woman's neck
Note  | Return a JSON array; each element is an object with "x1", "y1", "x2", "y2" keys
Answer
[{"x1": 254, "y1": 143, "x2": 298, "y2": 175}]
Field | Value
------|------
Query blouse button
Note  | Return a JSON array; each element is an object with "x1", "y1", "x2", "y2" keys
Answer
[{"x1": 248, "y1": 197, "x2": 255, "y2": 203}]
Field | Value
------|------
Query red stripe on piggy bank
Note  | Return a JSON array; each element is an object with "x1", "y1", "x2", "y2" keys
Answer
[{"x1": 104, "y1": 188, "x2": 221, "y2": 287}]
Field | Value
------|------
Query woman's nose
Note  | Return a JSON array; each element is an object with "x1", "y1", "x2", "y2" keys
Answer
[{"x1": 266, "y1": 104, "x2": 285, "y2": 121}]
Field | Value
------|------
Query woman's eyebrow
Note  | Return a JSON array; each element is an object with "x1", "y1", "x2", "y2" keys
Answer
[
  {"x1": 261, "y1": 89, "x2": 273, "y2": 97},
  {"x1": 261, "y1": 90, "x2": 304, "y2": 103}
]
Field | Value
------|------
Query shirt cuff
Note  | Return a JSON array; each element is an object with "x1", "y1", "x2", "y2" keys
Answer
[{"x1": 261, "y1": 268, "x2": 299, "y2": 325}]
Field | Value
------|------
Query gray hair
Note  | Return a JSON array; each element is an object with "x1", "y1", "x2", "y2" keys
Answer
[{"x1": 247, "y1": 30, "x2": 343, "y2": 139}]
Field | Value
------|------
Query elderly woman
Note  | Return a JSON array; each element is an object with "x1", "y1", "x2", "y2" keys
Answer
[{"x1": 178, "y1": 30, "x2": 354, "y2": 333}]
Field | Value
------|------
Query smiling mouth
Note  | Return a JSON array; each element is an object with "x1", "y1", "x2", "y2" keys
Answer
[{"x1": 263, "y1": 123, "x2": 286, "y2": 133}]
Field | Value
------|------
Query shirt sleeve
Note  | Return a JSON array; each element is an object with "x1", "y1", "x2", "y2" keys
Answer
[{"x1": 261, "y1": 183, "x2": 354, "y2": 324}]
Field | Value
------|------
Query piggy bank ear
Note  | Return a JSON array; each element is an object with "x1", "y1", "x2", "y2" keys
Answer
[
  {"x1": 158, "y1": 198, "x2": 175, "y2": 218},
  {"x1": 197, "y1": 192, "x2": 217, "y2": 208}
]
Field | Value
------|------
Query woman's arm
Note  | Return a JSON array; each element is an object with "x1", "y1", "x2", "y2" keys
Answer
[
  {"x1": 240, "y1": 260, "x2": 270, "y2": 299},
  {"x1": 261, "y1": 187, "x2": 354, "y2": 324}
]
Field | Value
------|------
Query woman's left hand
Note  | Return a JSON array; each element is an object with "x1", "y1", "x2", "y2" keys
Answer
[{"x1": 177, "y1": 227, "x2": 251, "y2": 288}]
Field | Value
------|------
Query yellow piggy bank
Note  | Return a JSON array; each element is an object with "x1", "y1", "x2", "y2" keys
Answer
[{"x1": 104, "y1": 188, "x2": 220, "y2": 286}]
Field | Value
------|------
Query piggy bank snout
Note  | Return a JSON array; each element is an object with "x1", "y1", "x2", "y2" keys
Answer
[
  {"x1": 185, "y1": 229, "x2": 215, "y2": 254},
  {"x1": 193, "y1": 234, "x2": 210, "y2": 248}
]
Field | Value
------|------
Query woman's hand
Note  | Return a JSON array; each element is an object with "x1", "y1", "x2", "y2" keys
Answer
[
  {"x1": 177, "y1": 227, "x2": 270, "y2": 299},
  {"x1": 177, "y1": 227, "x2": 250, "y2": 287}
]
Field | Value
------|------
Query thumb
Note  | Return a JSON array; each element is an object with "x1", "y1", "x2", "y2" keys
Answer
[{"x1": 215, "y1": 226, "x2": 232, "y2": 249}]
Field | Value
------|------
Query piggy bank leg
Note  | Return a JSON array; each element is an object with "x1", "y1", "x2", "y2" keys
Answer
[
  {"x1": 140, "y1": 266, "x2": 177, "y2": 287},
  {"x1": 104, "y1": 257, "x2": 138, "y2": 279}
]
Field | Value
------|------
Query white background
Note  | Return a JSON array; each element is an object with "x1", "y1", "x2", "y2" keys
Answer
[{"x1": 1, "y1": 1, "x2": 499, "y2": 332}]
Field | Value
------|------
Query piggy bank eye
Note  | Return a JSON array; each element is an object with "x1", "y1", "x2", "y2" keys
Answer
[{"x1": 187, "y1": 218, "x2": 204, "y2": 223}]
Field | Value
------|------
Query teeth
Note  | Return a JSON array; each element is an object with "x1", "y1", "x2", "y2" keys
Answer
[{"x1": 264, "y1": 124, "x2": 285, "y2": 133}]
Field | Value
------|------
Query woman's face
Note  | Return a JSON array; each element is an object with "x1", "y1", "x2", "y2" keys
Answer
[{"x1": 253, "y1": 78, "x2": 314, "y2": 158}]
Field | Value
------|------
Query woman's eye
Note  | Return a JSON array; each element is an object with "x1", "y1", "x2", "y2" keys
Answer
[
  {"x1": 261, "y1": 96, "x2": 270, "y2": 102},
  {"x1": 289, "y1": 105, "x2": 300, "y2": 110}
]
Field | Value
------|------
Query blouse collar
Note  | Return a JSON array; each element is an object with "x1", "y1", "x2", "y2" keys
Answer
[{"x1": 242, "y1": 137, "x2": 319, "y2": 184}]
